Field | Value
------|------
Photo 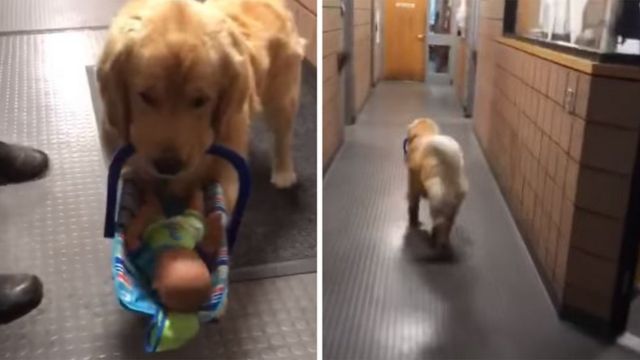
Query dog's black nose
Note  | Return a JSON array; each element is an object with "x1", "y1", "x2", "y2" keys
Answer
[{"x1": 153, "y1": 156, "x2": 184, "y2": 176}]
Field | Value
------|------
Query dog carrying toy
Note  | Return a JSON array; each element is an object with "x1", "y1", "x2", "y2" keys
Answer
[{"x1": 104, "y1": 144, "x2": 251, "y2": 352}]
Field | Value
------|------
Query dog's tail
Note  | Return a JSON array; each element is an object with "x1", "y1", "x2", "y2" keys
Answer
[{"x1": 424, "y1": 135, "x2": 467, "y2": 193}]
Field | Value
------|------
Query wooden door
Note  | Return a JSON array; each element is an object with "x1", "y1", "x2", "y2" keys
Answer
[{"x1": 382, "y1": 0, "x2": 427, "y2": 81}]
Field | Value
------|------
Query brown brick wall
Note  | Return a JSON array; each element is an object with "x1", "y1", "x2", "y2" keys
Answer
[
  {"x1": 472, "y1": 0, "x2": 640, "y2": 330},
  {"x1": 286, "y1": 0, "x2": 317, "y2": 65},
  {"x1": 472, "y1": 0, "x2": 504, "y2": 150},
  {"x1": 323, "y1": 0, "x2": 343, "y2": 170},
  {"x1": 353, "y1": 0, "x2": 372, "y2": 112},
  {"x1": 480, "y1": 38, "x2": 640, "y2": 323}
]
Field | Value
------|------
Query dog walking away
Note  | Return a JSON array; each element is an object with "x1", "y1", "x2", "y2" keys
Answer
[{"x1": 405, "y1": 118, "x2": 468, "y2": 250}]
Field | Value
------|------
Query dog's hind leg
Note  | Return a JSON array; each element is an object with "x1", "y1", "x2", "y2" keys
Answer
[
  {"x1": 408, "y1": 197, "x2": 420, "y2": 227},
  {"x1": 407, "y1": 174, "x2": 421, "y2": 227},
  {"x1": 431, "y1": 217, "x2": 453, "y2": 250},
  {"x1": 262, "y1": 46, "x2": 303, "y2": 189},
  {"x1": 430, "y1": 201, "x2": 460, "y2": 250},
  {"x1": 263, "y1": 94, "x2": 298, "y2": 188}
]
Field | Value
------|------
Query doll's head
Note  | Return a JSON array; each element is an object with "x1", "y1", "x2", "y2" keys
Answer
[{"x1": 154, "y1": 248, "x2": 211, "y2": 312}]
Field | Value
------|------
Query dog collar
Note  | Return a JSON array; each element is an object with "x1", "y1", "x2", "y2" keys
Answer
[{"x1": 403, "y1": 137, "x2": 409, "y2": 160}]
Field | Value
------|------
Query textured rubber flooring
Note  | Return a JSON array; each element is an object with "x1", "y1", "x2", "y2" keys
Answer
[
  {"x1": 0, "y1": 0, "x2": 124, "y2": 33},
  {"x1": 323, "y1": 82, "x2": 637, "y2": 359},
  {"x1": 1, "y1": 273, "x2": 316, "y2": 359},
  {"x1": 0, "y1": 26, "x2": 315, "y2": 360},
  {"x1": 239, "y1": 62, "x2": 317, "y2": 269}
]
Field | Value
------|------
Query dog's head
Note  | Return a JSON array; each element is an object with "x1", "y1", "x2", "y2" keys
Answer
[
  {"x1": 98, "y1": 1, "x2": 252, "y2": 179},
  {"x1": 407, "y1": 117, "x2": 440, "y2": 144}
]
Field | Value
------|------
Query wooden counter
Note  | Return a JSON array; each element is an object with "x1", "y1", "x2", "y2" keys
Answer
[{"x1": 497, "y1": 37, "x2": 640, "y2": 81}]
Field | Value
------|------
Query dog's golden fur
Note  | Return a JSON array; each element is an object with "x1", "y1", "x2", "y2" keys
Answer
[
  {"x1": 406, "y1": 118, "x2": 468, "y2": 249},
  {"x1": 98, "y1": 0, "x2": 305, "y2": 210}
]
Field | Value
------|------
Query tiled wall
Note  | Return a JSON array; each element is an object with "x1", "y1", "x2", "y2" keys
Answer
[
  {"x1": 486, "y1": 42, "x2": 640, "y2": 323},
  {"x1": 353, "y1": 0, "x2": 372, "y2": 112},
  {"x1": 471, "y1": 0, "x2": 640, "y2": 328},
  {"x1": 473, "y1": 0, "x2": 504, "y2": 146},
  {"x1": 322, "y1": 0, "x2": 374, "y2": 170},
  {"x1": 286, "y1": 0, "x2": 317, "y2": 65},
  {"x1": 323, "y1": 0, "x2": 344, "y2": 170},
  {"x1": 453, "y1": 37, "x2": 467, "y2": 106}
]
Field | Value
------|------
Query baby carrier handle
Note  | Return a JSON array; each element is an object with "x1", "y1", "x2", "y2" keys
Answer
[{"x1": 103, "y1": 144, "x2": 251, "y2": 251}]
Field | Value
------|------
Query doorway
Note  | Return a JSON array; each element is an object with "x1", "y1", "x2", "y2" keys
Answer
[
  {"x1": 428, "y1": 0, "x2": 456, "y2": 84},
  {"x1": 382, "y1": 0, "x2": 427, "y2": 81}
]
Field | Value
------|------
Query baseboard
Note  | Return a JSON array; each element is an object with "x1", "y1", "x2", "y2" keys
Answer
[
  {"x1": 231, "y1": 258, "x2": 317, "y2": 282},
  {"x1": 323, "y1": 140, "x2": 345, "y2": 177}
]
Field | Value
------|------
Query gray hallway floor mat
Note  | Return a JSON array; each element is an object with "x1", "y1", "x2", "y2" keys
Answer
[
  {"x1": 235, "y1": 62, "x2": 317, "y2": 270},
  {"x1": 0, "y1": 24, "x2": 315, "y2": 360},
  {"x1": 0, "y1": 0, "x2": 125, "y2": 34},
  {"x1": 322, "y1": 82, "x2": 637, "y2": 359}
]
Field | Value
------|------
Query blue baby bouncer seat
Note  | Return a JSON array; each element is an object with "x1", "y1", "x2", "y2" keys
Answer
[{"x1": 103, "y1": 143, "x2": 251, "y2": 352}]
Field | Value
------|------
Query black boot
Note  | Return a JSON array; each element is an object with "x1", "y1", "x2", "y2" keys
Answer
[
  {"x1": 0, "y1": 142, "x2": 49, "y2": 185},
  {"x1": 0, "y1": 273, "x2": 43, "y2": 324}
]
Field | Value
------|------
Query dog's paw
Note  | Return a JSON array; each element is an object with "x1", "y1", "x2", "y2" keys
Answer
[{"x1": 271, "y1": 171, "x2": 298, "y2": 188}]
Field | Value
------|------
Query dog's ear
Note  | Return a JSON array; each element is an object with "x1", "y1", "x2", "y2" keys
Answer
[
  {"x1": 97, "y1": 28, "x2": 136, "y2": 141},
  {"x1": 210, "y1": 28, "x2": 258, "y2": 138}
]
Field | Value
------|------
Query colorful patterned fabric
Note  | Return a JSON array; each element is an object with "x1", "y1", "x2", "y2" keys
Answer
[
  {"x1": 111, "y1": 180, "x2": 230, "y2": 352},
  {"x1": 129, "y1": 209, "x2": 206, "y2": 283}
]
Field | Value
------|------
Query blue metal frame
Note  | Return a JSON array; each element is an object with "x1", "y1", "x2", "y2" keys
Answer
[
  {"x1": 403, "y1": 138, "x2": 409, "y2": 159},
  {"x1": 103, "y1": 144, "x2": 251, "y2": 251}
]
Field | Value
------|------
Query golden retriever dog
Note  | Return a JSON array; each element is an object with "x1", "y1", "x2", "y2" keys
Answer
[
  {"x1": 405, "y1": 118, "x2": 468, "y2": 250},
  {"x1": 97, "y1": 0, "x2": 305, "y2": 212}
]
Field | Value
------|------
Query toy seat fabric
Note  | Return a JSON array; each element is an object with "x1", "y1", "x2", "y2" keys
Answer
[{"x1": 110, "y1": 179, "x2": 229, "y2": 352}]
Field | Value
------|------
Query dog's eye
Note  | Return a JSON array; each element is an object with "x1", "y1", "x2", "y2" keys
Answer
[
  {"x1": 139, "y1": 91, "x2": 157, "y2": 107},
  {"x1": 191, "y1": 96, "x2": 209, "y2": 109}
]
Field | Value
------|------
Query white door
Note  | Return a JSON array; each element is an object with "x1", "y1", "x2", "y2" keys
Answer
[{"x1": 427, "y1": 0, "x2": 457, "y2": 84}]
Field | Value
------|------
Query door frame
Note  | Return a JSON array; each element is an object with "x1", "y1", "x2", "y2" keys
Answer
[
  {"x1": 426, "y1": 0, "x2": 456, "y2": 84},
  {"x1": 426, "y1": 34, "x2": 455, "y2": 84},
  {"x1": 463, "y1": 0, "x2": 479, "y2": 116},
  {"x1": 371, "y1": 0, "x2": 379, "y2": 86},
  {"x1": 342, "y1": 0, "x2": 356, "y2": 125}
]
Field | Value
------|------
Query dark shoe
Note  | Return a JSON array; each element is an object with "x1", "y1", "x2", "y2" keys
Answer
[
  {"x1": 0, "y1": 273, "x2": 43, "y2": 324},
  {"x1": 0, "y1": 142, "x2": 49, "y2": 185}
]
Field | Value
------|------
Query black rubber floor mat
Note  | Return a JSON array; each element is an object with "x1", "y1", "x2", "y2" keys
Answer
[
  {"x1": 0, "y1": 0, "x2": 124, "y2": 33},
  {"x1": 236, "y1": 63, "x2": 317, "y2": 268},
  {"x1": 87, "y1": 62, "x2": 317, "y2": 273}
]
